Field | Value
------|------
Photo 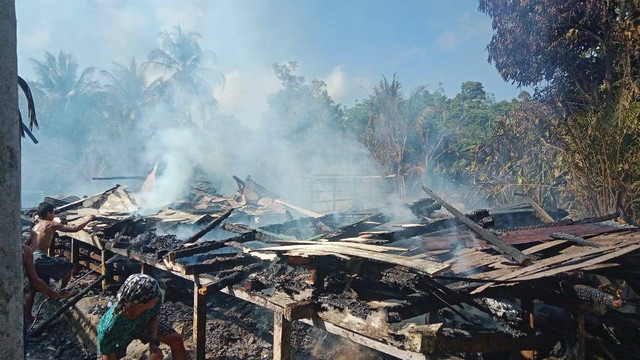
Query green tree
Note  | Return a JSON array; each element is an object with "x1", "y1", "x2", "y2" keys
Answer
[
  {"x1": 264, "y1": 61, "x2": 344, "y2": 142},
  {"x1": 363, "y1": 75, "x2": 408, "y2": 177},
  {"x1": 144, "y1": 25, "x2": 218, "y2": 105},
  {"x1": 101, "y1": 57, "x2": 149, "y2": 127},
  {"x1": 29, "y1": 51, "x2": 99, "y2": 135},
  {"x1": 478, "y1": 0, "x2": 640, "y2": 110},
  {"x1": 480, "y1": 0, "x2": 640, "y2": 219}
]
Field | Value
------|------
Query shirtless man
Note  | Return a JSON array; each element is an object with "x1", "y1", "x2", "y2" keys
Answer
[
  {"x1": 22, "y1": 245, "x2": 60, "y2": 323},
  {"x1": 25, "y1": 202, "x2": 96, "y2": 297}
]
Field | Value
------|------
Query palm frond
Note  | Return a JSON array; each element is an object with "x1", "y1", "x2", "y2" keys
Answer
[{"x1": 18, "y1": 76, "x2": 38, "y2": 129}]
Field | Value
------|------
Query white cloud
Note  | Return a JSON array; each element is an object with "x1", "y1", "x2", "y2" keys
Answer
[{"x1": 212, "y1": 68, "x2": 281, "y2": 129}]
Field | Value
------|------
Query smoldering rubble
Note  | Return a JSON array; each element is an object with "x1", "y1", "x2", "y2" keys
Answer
[{"x1": 23, "y1": 175, "x2": 640, "y2": 360}]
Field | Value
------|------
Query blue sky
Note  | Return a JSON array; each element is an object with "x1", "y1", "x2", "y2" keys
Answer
[{"x1": 16, "y1": 0, "x2": 523, "y2": 127}]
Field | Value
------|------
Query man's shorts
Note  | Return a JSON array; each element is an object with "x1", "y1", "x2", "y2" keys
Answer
[
  {"x1": 98, "y1": 319, "x2": 177, "y2": 359},
  {"x1": 32, "y1": 250, "x2": 73, "y2": 285}
]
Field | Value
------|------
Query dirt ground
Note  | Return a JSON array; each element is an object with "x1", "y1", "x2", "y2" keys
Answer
[{"x1": 24, "y1": 274, "x2": 393, "y2": 360}]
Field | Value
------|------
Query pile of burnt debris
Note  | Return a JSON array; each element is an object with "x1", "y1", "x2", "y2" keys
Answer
[{"x1": 26, "y1": 175, "x2": 640, "y2": 359}]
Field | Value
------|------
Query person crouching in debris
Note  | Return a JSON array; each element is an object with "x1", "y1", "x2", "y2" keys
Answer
[
  {"x1": 97, "y1": 274, "x2": 187, "y2": 360},
  {"x1": 26, "y1": 202, "x2": 96, "y2": 296},
  {"x1": 22, "y1": 244, "x2": 60, "y2": 323}
]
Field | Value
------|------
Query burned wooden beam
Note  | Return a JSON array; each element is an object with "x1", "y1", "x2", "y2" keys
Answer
[
  {"x1": 406, "y1": 198, "x2": 441, "y2": 218},
  {"x1": 514, "y1": 193, "x2": 555, "y2": 223},
  {"x1": 182, "y1": 208, "x2": 234, "y2": 245},
  {"x1": 244, "y1": 176, "x2": 280, "y2": 199},
  {"x1": 232, "y1": 175, "x2": 245, "y2": 193},
  {"x1": 54, "y1": 185, "x2": 119, "y2": 213},
  {"x1": 27, "y1": 274, "x2": 106, "y2": 337},
  {"x1": 550, "y1": 232, "x2": 603, "y2": 248},
  {"x1": 422, "y1": 186, "x2": 532, "y2": 266},
  {"x1": 325, "y1": 213, "x2": 388, "y2": 241},
  {"x1": 180, "y1": 255, "x2": 257, "y2": 275},
  {"x1": 569, "y1": 284, "x2": 622, "y2": 309},
  {"x1": 573, "y1": 213, "x2": 619, "y2": 225},
  {"x1": 168, "y1": 232, "x2": 256, "y2": 260},
  {"x1": 91, "y1": 176, "x2": 146, "y2": 180}
]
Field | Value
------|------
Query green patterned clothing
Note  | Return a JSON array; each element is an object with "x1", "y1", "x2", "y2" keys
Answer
[{"x1": 97, "y1": 295, "x2": 161, "y2": 356}]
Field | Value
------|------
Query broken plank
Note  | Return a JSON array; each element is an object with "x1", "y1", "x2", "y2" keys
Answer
[
  {"x1": 260, "y1": 244, "x2": 448, "y2": 275},
  {"x1": 265, "y1": 240, "x2": 408, "y2": 253},
  {"x1": 470, "y1": 242, "x2": 640, "y2": 294},
  {"x1": 180, "y1": 256, "x2": 257, "y2": 275},
  {"x1": 183, "y1": 208, "x2": 234, "y2": 245},
  {"x1": 55, "y1": 185, "x2": 120, "y2": 213},
  {"x1": 514, "y1": 193, "x2": 555, "y2": 223},
  {"x1": 325, "y1": 213, "x2": 388, "y2": 241},
  {"x1": 550, "y1": 232, "x2": 603, "y2": 248},
  {"x1": 274, "y1": 199, "x2": 323, "y2": 218},
  {"x1": 422, "y1": 186, "x2": 532, "y2": 266},
  {"x1": 169, "y1": 232, "x2": 256, "y2": 260},
  {"x1": 512, "y1": 244, "x2": 640, "y2": 282}
]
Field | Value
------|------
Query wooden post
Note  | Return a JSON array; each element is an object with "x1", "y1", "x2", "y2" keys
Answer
[
  {"x1": 101, "y1": 249, "x2": 111, "y2": 292},
  {"x1": 71, "y1": 238, "x2": 79, "y2": 276},
  {"x1": 273, "y1": 312, "x2": 291, "y2": 360},
  {"x1": 520, "y1": 298, "x2": 536, "y2": 360},
  {"x1": 565, "y1": 310, "x2": 586, "y2": 360},
  {"x1": 194, "y1": 284, "x2": 207, "y2": 360}
]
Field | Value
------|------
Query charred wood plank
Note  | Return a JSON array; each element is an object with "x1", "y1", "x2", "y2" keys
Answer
[
  {"x1": 550, "y1": 232, "x2": 603, "y2": 248},
  {"x1": 573, "y1": 213, "x2": 619, "y2": 225},
  {"x1": 27, "y1": 274, "x2": 106, "y2": 337},
  {"x1": 244, "y1": 176, "x2": 280, "y2": 199},
  {"x1": 423, "y1": 186, "x2": 532, "y2": 266},
  {"x1": 54, "y1": 185, "x2": 119, "y2": 213},
  {"x1": 406, "y1": 198, "x2": 441, "y2": 218},
  {"x1": 232, "y1": 175, "x2": 246, "y2": 192},
  {"x1": 325, "y1": 213, "x2": 388, "y2": 241},
  {"x1": 183, "y1": 208, "x2": 234, "y2": 245},
  {"x1": 514, "y1": 193, "x2": 555, "y2": 223},
  {"x1": 568, "y1": 284, "x2": 621, "y2": 308},
  {"x1": 181, "y1": 255, "x2": 257, "y2": 275},
  {"x1": 169, "y1": 232, "x2": 256, "y2": 260}
]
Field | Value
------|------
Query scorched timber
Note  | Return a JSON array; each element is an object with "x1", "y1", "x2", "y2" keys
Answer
[
  {"x1": 182, "y1": 208, "x2": 234, "y2": 245},
  {"x1": 258, "y1": 244, "x2": 449, "y2": 276},
  {"x1": 422, "y1": 186, "x2": 532, "y2": 266},
  {"x1": 550, "y1": 232, "x2": 603, "y2": 248}
]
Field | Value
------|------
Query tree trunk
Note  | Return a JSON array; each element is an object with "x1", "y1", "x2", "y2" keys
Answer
[{"x1": 0, "y1": 1, "x2": 23, "y2": 358}]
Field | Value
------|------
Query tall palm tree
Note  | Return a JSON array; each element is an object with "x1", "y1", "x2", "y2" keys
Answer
[
  {"x1": 101, "y1": 57, "x2": 148, "y2": 125},
  {"x1": 144, "y1": 25, "x2": 220, "y2": 99},
  {"x1": 30, "y1": 51, "x2": 98, "y2": 115}
]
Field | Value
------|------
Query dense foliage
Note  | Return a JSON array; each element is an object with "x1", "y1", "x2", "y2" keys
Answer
[
  {"x1": 23, "y1": 7, "x2": 640, "y2": 221},
  {"x1": 479, "y1": 0, "x2": 640, "y2": 221}
]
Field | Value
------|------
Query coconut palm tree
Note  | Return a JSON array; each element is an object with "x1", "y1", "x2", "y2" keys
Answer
[
  {"x1": 101, "y1": 57, "x2": 148, "y2": 125},
  {"x1": 144, "y1": 25, "x2": 220, "y2": 100},
  {"x1": 29, "y1": 51, "x2": 99, "y2": 131}
]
